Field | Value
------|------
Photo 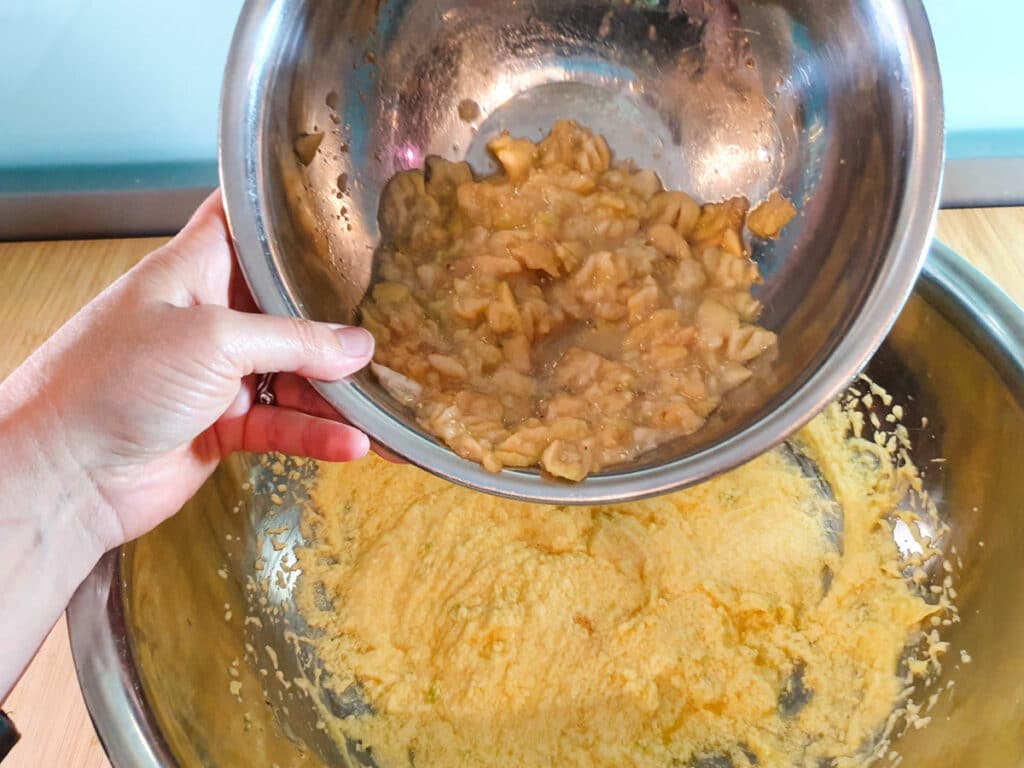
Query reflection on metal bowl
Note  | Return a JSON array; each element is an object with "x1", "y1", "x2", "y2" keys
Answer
[
  {"x1": 219, "y1": 0, "x2": 943, "y2": 503},
  {"x1": 69, "y1": 244, "x2": 1024, "y2": 766}
]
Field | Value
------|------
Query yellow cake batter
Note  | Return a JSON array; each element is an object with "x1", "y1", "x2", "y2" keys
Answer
[{"x1": 294, "y1": 398, "x2": 952, "y2": 767}]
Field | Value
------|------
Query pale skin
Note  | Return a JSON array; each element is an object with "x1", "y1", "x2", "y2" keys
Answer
[{"x1": 0, "y1": 192, "x2": 377, "y2": 700}]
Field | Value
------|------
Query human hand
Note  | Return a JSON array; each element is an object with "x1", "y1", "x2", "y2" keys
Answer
[{"x1": 0, "y1": 191, "x2": 375, "y2": 550}]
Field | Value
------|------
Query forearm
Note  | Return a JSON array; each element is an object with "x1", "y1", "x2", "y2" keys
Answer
[{"x1": 0, "y1": 391, "x2": 109, "y2": 701}]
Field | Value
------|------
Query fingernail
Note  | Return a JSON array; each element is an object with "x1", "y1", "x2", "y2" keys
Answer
[{"x1": 335, "y1": 326, "x2": 375, "y2": 357}]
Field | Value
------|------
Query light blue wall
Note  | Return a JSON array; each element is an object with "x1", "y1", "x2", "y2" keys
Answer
[
  {"x1": 927, "y1": 0, "x2": 1024, "y2": 134},
  {"x1": 0, "y1": 1, "x2": 241, "y2": 168},
  {"x1": 0, "y1": 0, "x2": 1020, "y2": 169}
]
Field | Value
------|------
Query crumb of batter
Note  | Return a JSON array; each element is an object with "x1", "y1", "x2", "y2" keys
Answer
[{"x1": 291, "y1": 389, "x2": 956, "y2": 768}]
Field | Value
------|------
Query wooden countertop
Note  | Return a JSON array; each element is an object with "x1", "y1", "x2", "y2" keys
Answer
[{"x1": 1, "y1": 208, "x2": 1022, "y2": 767}]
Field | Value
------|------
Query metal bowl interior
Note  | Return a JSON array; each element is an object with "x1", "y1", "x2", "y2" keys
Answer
[
  {"x1": 219, "y1": 0, "x2": 943, "y2": 504},
  {"x1": 69, "y1": 244, "x2": 1024, "y2": 767}
]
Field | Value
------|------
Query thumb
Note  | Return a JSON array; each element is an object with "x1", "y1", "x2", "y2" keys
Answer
[{"x1": 204, "y1": 307, "x2": 375, "y2": 380}]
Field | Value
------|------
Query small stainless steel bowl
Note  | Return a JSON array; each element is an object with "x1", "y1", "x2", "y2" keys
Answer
[
  {"x1": 219, "y1": 0, "x2": 943, "y2": 504},
  {"x1": 68, "y1": 244, "x2": 1024, "y2": 766}
]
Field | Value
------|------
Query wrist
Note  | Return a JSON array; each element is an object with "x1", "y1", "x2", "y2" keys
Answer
[
  {"x1": 0, "y1": 394, "x2": 113, "y2": 698},
  {"x1": 0, "y1": 356, "x2": 126, "y2": 543},
  {"x1": 0, "y1": 399, "x2": 115, "y2": 561},
  {"x1": 0, "y1": 392, "x2": 115, "y2": 584}
]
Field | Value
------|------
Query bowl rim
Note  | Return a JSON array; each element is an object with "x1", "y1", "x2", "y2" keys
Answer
[
  {"x1": 68, "y1": 241, "x2": 1024, "y2": 767},
  {"x1": 218, "y1": 0, "x2": 945, "y2": 504}
]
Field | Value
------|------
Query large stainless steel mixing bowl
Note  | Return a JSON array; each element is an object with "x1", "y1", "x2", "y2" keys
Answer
[
  {"x1": 69, "y1": 243, "x2": 1024, "y2": 767},
  {"x1": 219, "y1": 0, "x2": 943, "y2": 504}
]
